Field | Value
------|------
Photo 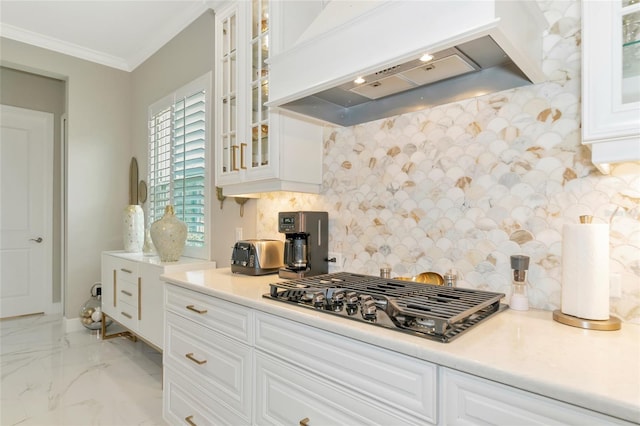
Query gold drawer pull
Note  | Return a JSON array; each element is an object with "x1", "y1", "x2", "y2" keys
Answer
[
  {"x1": 185, "y1": 352, "x2": 207, "y2": 365},
  {"x1": 186, "y1": 304, "x2": 207, "y2": 314},
  {"x1": 120, "y1": 268, "x2": 133, "y2": 274},
  {"x1": 121, "y1": 290, "x2": 132, "y2": 296},
  {"x1": 185, "y1": 415, "x2": 197, "y2": 426},
  {"x1": 240, "y1": 143, "x2": 247, "y2": 169},
  {"x1": 121, "y1": 311, "x2": 132, "y2": 319},
  {"x1": 138, "y1": 277, "x2": 142, "y2": 320},
  {"x1": 299, "y1": 417, "x2": 310, "y2": 426}
]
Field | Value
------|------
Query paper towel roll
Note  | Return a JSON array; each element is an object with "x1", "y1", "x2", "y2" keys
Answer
[{"x1": 561, "y1": 223, "x2": 610, "y2": 320}]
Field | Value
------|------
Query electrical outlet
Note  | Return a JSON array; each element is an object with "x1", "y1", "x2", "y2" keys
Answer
[
  {"x1": 328, "y1": 252, "x2": 344, "y2": 273},
  {"x1": 610, "y1": 273, "x2": 622, "y2": 298},
  {"x1": 235, "y1": 227, "x2": 243, "y2": 242}
]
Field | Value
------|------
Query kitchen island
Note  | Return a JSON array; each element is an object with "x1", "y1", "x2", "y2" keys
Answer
[{"x1": 161, "y1": 267, "x2": 640, "y2": 425}]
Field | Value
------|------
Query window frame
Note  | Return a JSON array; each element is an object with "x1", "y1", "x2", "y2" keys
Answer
[{"x1": 147, "y1": 72, "x2": 212, "y2": 260}]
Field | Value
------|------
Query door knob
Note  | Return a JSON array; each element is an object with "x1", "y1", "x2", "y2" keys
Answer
[{"x1": 30, "y1": 237, "x2": 43, "y2": 243}]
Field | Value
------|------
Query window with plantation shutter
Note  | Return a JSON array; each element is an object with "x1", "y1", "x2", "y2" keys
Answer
[{"x1": 148, "y1": 73, "x2": 211, "y2": 260}]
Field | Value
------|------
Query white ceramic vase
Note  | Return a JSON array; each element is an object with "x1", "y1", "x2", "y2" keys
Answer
[
  {"x1": 123, "y1": 205, "x2": 144, "y2": 252},
  {"x1": 150, "y1": 205, "x2": 187, "y2": 262}
]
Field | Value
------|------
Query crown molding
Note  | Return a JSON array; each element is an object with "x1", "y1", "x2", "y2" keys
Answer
[
  {"x1": 0, "y1": 3, "x2": 212, "y2": 72},
  {"x1": 0, "y1": 22, "x2": 130, "y2": 70}
]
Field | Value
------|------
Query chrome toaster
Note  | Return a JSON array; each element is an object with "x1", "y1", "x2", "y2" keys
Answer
[{"x1": 231, "y1": 239, "x2": 284, "y2": 276}]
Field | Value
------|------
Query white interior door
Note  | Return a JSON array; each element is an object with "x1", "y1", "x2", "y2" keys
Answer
[{"x1": 1, "y1": 105, "x2": 53, "y2": 318}]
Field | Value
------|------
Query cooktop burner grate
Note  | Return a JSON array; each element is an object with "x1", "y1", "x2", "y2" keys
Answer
[{"x1": 264, "y1": 272, "x2": 507, "y2": 343}]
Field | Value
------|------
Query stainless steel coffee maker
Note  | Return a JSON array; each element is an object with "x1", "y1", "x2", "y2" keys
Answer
[{"x1": 278, "y1": 211, "x2": 328, "y2": 279}]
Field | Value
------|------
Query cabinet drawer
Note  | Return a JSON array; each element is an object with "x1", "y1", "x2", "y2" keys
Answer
[
  {"x1": 165, "y1": 311, "x2": 251, "y2": 423},
  {"x1": 165, "y1": 284, "x2": 251, "y2": 343},
  {"x1": 440, "y1": 368, "x2": 634, "y2": 425},
  {"x1": 115, "y1": 259, "x2": 139, "y2": 282},
  {"x1": 164, "y1": 366, "x2": 248, "y2": 426},
  {"x1": 115, "y1": 300, "x2": 139, "y2": 330},
  {"x1": 116, "y1": 278, "x2": 139, "y2": 308},
  {"x1": 255, "y1": 312, "x2": 437, "y2": 423},
  {"x1": 255, "y1": 352, "x2": 425, "y2": 426}
]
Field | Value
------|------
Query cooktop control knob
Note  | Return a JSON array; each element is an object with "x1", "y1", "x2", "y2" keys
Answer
[
  {"x1": 331, "y1": 290, "x2": 345, "y2": 311},
  {"x1": 360, "y1": 295, "x2": 377, "y2": 321},
  {"x1": 345, "y1": 291, "x2": 358, "y2": 315},
  {"x1": 312, "y1": 292, "x2": 325, "y2": 309}
]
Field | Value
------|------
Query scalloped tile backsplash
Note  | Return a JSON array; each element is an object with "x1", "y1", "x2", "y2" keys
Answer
[{"x1": 255, "y1": 0, "x2": 640, "y2": 322}]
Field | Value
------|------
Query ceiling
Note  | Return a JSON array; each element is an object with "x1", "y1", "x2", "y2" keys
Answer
[{"x1": 0, "y1": 1, "x2": 213, "y2": 71}]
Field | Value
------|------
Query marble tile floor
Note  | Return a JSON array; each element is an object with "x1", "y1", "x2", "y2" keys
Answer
[{"x1": 1, "y1": 314, "x2": 166, "y2": 425}]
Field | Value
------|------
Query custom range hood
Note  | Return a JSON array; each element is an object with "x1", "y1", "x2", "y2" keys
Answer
[{"x1": 267, "y1": 1, "x2": 547, "y2": 127}]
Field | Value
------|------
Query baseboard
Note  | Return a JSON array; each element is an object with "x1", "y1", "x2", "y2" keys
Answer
[
  {"x1": 64, "y1": 316, "x2": 84, "y2": 333},
  {"x1": 46, "y1": 302, "x2": 62, "y2": 315}
]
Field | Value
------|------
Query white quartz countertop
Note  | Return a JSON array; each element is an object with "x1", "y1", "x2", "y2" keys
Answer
[{"x1": 161, "y1": 268, "x2": 640, "y2": 424}]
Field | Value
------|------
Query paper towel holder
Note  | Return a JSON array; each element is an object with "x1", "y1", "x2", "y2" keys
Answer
[
  {"x1": 552, "y1": 310, "x2": 621, "y2": 331},
  {"x1": 553, "y1": 214, "x2": 621, "y2": 331}
]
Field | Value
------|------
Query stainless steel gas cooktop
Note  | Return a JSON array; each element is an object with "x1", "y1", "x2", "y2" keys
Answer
[{"x1": 264, "y1": 272, "x2": 507, "y2": 343}]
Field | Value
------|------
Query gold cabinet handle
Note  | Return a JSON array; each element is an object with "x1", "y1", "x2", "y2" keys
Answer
[
  {"x1": 120, "y1": 268, "x2": 133, "y2": 274},
  {"x1": 299, "y1": 418, "x2": 310, "y2": 426},
  {"x1": 112, "y1": 269, "x2": 117, "y2": 307},
  {"x1": 138, "y1": 277, "x2": 142, "y2": 320},
  {"x1": 186, "y1": 304, "x2": 207, "y2": 314},
  {"x1": 240, "y1": 143, "x2": 247, "y2": 169},
  {"x1": 185, "y1": 415, "x2": 197, "y2": 426},
  {"x1": 121, "y1": 290, "x2": 132, "y2": 297},
  {"x1": 185, "y1": 352, "x2": 207, "y2": 365},
  {"x1": 121, "y1": 311, "x2": 132, "y2": 319},
  {"x1": 231, "y1": 145, "x2": 239, "y2": 171}
]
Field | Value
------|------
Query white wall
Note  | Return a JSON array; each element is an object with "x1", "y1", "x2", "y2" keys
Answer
[{"x1": 1, "y1": 38, "x2": 132, "y2": 318}]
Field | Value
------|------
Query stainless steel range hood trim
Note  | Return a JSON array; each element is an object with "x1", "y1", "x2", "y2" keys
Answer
[
  {"x1": 267, "y1": 0, "x2": 547, "y2": 126},
  {"x1": 281, "y1": 62, "x2": 531, "y2": 127}
]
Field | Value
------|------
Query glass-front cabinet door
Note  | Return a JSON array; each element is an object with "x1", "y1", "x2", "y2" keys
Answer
[
  {"x1": 582, "y1": 0, "x2": 640, "y2": 172},
  {"x1": 214, "y1": 0, "x2": 324, "y2": 195},
  {"x1": 215, "y1": 0, "x2": 273, "y2": 189},
  {"x1": 216, "y1": 3, "x2": 241, "y2": 185},
  {"x1": 622, "y1": 0, "x2": 640, "y2": 104},
  {"x1": 250, "y1": 0, "x2": 270, "y2": 172}
]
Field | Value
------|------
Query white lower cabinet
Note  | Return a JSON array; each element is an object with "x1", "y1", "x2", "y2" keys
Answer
[
  {"x1": 164, "y1": 366, "x2": 231, "y2": 426},
  {"x1": 100, "y1": 251, "x2": 215, "y2": 350},
  {"x1": 254, "y1": 352, "x2": 422, "y2": 426},
  {"x1": 164, "y1": 285, "x2": 253, "y2": 426},
  {"x1": 162, "y1": 283, "x2": 631, "y2": 426},
  {"x1": 254, "y1": 311, "x2": 437, "y2": 425},
  {"x1": 440, "y1": 368, "x2": 634, "y2": 426},
  {"x1": 164, "y1": 311, "x2": 252, "y2": 425}
]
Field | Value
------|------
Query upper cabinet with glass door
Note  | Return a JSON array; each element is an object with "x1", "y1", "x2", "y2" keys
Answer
[
  {"x1": 582, "y1": 0, "x2": 640, "y2": 173},
  {"x1": 215, "y1": 0, "x2": 324, "y2": 196},
  {"x1": 215, "y1": 3, "x2": 241, "y2": 187},
  {"x1": 250, "y1": 0, "x2": 270, "y2": 175}
]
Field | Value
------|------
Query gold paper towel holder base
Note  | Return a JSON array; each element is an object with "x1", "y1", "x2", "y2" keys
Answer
[{"x1": 553, "y1": 310, "x2": 621, "y2": 331}]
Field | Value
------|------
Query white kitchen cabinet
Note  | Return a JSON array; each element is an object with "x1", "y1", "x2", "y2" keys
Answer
[
  {"x1": 100, "y1": 251, "x2": 214, "y2": 350},
  {"x1": 163, "y1": 284, "x2": 253, "y2": 425},
  {"x1": 582, "y1": 0, "x2": 640, "y2": 173},
  {"x1": 255, "y1": 352, "x2": 424, "y2": 426},
  {"x1": 164, "y1": 366, "x2": 229, "y2": 426},
  {"x1": 254, "y1": 311, "x2": 437, "y2": 425},
  {"x1": 214, "y1": 0, "x2": 323, "y2": 196},
  {"x1": 164, "y1": 311, "x2": 252, "y2": 425},
  {"x1": 161, "y1": 279, "x2": 636, "y2": 426},
  {"x1": 440, "y1": 368, "x2": 635, "y2": 425}
]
